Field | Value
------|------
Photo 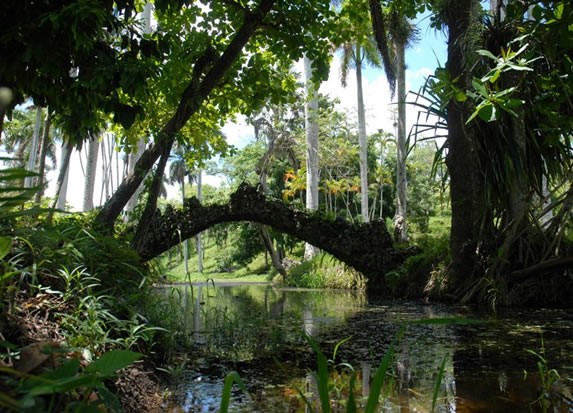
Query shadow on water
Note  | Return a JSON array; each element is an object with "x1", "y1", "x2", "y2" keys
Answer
[{"x1": 158, "y1": 284, "x2": 573, "y2": 412}]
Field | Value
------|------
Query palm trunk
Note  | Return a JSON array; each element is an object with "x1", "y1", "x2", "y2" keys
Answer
[
  {"x1": 196, "y1": 170, "x2": 203, "y2": 273},
  {"x1": 125, "y1": 137, "x2": 147, "y2": 214},
  {"x1": 304, "y1": 54, "x2": 320, "y2": 259},
  {"x1": 83, "y1": 135, "x2": 100, "y2": 211},
  {"x1": 55, "y1": 143, "x2": 71, "y2": 211},
  {"x1": 394, "y1": 41, "x2": 408, "y2": 241},
  {"x1": 34, "y1": 111, "x2": 51, "y2": 204},
  {"x1": 24, "y1": 107, "x2": 42, "y2": 188},
  {"x1": 356, "y1": 56, "x2": 369, "y2": 223},
  {"x1": 48, "y1": 141, "x2": 73, "y2": 223},
  {"x1": 181, "y1": 178, "x2": 189, "y2": 275}
]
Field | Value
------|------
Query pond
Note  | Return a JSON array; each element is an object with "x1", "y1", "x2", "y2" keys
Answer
[{"x1": 159, "y1": 283, "x2": 573, "y2": 413}]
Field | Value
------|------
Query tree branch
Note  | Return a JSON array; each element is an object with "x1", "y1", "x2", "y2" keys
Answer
[{"x1": 95, "y1": 0, "x2": 277, "y2": 230}]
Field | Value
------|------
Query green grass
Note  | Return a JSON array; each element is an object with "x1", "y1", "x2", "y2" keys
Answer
[{"x1": 163, "y1": 236, "x2": 272, "y2": 283}]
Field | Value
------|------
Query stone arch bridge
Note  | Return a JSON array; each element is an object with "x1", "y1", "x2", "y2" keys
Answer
[{"x1": 136, "y1": 184, "x2": 414, "y2": 291}]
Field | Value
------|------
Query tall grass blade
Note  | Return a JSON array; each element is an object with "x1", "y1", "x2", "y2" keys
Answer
[
  {"x1": 219, "y1": 371, "x2": 249, "y2": 413},
  {"x1": 346, "y1": 372, "x2": 358, "y2": 413},
  {"x1": 305, "y1": 333, "x2": 332, "y2": 413},
  {"x1": 431, "y1": 354, "x2": 447, "y2": 412},
  {"x1": 364, "y1": 344, "x2": 394, "y2": 413}
]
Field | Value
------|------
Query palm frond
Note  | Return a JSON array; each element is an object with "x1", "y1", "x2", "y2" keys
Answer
[{"x1": 368, "y1": 0, "x2": 396, "y2": 97}]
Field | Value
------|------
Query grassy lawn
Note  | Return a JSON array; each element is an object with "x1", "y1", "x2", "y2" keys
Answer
[{"x1": 163, "y1": 235, "x2": 273, "y2": 283}]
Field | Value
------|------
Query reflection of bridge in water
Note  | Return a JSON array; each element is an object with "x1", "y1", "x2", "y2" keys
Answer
[{"x1": 138, "y1": 184, "x2": 414, "y2": 291}]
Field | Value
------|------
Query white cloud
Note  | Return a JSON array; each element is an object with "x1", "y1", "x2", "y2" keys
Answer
[{"x1": 221, "y1": 115, "x2": 253, "y2": 149}]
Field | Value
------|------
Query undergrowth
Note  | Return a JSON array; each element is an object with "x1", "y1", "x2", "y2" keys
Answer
[{"x1": 285, "y1": 253, "x2": 366, "y2": 290}]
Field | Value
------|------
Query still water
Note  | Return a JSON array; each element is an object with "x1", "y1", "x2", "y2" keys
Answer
[{"x1": 160, "y1": 283, "x2": 572, "y2": 412}]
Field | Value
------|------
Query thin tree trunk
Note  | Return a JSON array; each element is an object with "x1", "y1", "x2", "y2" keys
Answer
[
  {"x1": 356, "y1": 57, "x2": 370, "y2": 223},
  {"x1": 83, "y1": 135, "x2": 100, "y2": 211},
  {"x1": 182, "y1": 177, "x2": 189, "y2": 275},
  {"x1": 257, "y1": 224, "x2": 286, "y2": 275},
  {"x1": 34, "y1": 111, "x2": 51, "y2": 204},
  {"x1": 196, "y1": 169, "x2": 203, "y2": 273},
  {"x1": 394, "y1": 42, "x2": 408, "y2": 241},
  {"x1": 48, "y1": 142, "x2": 73, "y2": 223},
  {"x1": 25, "y1": 107, "x2": 42, "y2": 188},
  {"x1": 126, "y1": 137, "x2": 147, "y2": 214},
  {"x1": 304, "y1": 54, "x2": 320, "y2": 259}
]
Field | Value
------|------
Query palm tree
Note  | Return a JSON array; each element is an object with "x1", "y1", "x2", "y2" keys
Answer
[
  {"x1": 368, "y1": 1, "x2": 418, "y2": 240},
  {"x1": 388, "y1": 10, "x2": 418, "y2": 242},
  {"x1": 24, "y1": 107, "x2": 43, "y2": 188},
  {"x1": 339, "y1": 3, "x2": 382, "y2": 223},
  {"x1": 168, "y1": 148, "x2": 191, "y2": 275}
]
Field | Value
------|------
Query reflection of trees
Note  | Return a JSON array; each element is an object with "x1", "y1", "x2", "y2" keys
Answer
[{"x1": 168, "y1": 285, "x2": 366, "y2": 361}]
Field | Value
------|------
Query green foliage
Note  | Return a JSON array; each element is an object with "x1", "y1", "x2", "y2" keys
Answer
[
  {"x1": 219, "y1": 371, "x2": 249, "y2": 413},
  {"x1": 524, "y1": 337, "x2": 563, "y2": 412},
  {"x1": 0, "y1": 168, "x2": 149, "y2": 412},
  {"x1": 290, "y1": 332, "x2": 398, "y2": 413},
  {"x1": 385, "y1": 234, "x2": 450, "y2": 297},
  {"x1": 286, "y1": 253, "x2": 366, "y2": 290},
  {"x1": 1, "y1": 349, "x2": 142, "y2": 413}
]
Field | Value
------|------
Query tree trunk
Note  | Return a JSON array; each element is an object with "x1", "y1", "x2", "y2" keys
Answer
[
  {"x1": 55, "y1": 143, "x2": 71, "y2": 211},
  {"x1": 394, "y1": 41, "x2": 408, "y2": 242},
  {"x1": 356, "y1": 55, "x2": 370, "y2": 223},
  {"x1": 196, "y1": 169, "x2": 203, "y2": 273},
  {"x1": 256, "y1": 224, "x2": 286, "y2": 275},
  {"x1": 304, "y1": 54, "x2": 320, "y2": 259},
  {"x1": 95, "y1": 0, "x2": 277, "y2": 230},
  {"x1": 443, "y1": 0, "x2": 480, "y2": 285},
  {"x1": 83, "y1": 135, "x2": 100, "y2": 211},
  {"x1": 34, "y1": 110, "x2": 51, "y2": 204},
  {"x1": 125, "y1": 139, "x2": 147, "y2": 214},
  {"x1": 181, "y1": 177, "x2": 189, "y2": 275},
  {"x1": 24, "y1": 106, "x2": 42, "y2": 188},
  {"x1": 125, "y1": 3, "x2": 153, "y2": 216}
]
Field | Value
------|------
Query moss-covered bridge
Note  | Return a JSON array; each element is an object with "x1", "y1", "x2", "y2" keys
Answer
[{"x1": 135, "y1": 184, "x2": 413, "y2": 291}]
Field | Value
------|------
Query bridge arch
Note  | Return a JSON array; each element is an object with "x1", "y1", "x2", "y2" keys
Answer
[{"x1": 135, "y1": 184, "x2": 412, "y2": 291}]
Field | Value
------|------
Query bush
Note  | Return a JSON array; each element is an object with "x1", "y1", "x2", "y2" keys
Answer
[
  {"x1": 286, "y1": 253, "x2": 366, "y2": 290},
  {"x1": 385, "y1": 235, "x2": 450, "y2": 298}
]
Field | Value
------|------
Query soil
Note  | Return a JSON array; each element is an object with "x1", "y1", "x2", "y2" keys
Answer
[{"x1": 1, "y1": 291, "x2": 167, "y2": 413}]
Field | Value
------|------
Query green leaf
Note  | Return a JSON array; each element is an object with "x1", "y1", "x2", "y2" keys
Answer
[
  {"x1": 431, "y1": 355, "x2": 448, "y2": 412},
  {"x1": 0, "y1": 236, "x2": 12, "y2": 260},
  {"x1": 477, "y1": 103, "x2": 496, "y2": 122},
  {"x1": 471, "y1": 78, "x2": 489, "y2": 98},
  {"x1": 85, "y1": 350, "x2": 142, "y2": 376},
  {"x1": 476, "y1": 49, "x2": 498, "y2": 60},
  {"x1": 219, "y1": 371, "x2": 249, "y2": 413},
  {"x1": 364, "y1": 343, "x2": 395, "y2": 413},
  {"x1": 454, "y1": 90, "x2": 467, "y2": 102}
]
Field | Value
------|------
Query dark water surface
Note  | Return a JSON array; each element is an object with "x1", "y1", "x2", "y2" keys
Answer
[{"x1": 161, "y1": 283, "x2": 572, "y2": 413}]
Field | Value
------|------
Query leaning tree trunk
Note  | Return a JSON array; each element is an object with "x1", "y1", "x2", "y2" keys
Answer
[
  {"x1": 394, "y1": 40, "x2": 409, "y2": 242},
  {"x1": 95, "y1": 0, "x2": 277, "y2": 231},
  {"x1": 443, "y1": 0, "x2": 481, "y2": 287},
  {"x1": 356, "y1": 54, "x2": 370, "y2": 224},
  {"x1": 303, "y1": 54, "x2": 320, "y2": 259}
]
